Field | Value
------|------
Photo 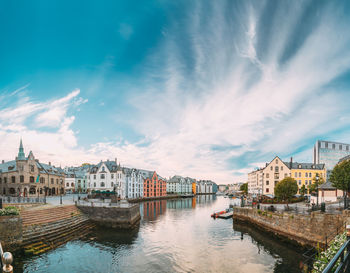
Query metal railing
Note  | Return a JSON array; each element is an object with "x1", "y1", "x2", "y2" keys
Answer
[
  {"x1": 322, "y1": 239, "x2": 350, "y2": 273},
  {"x1": 0, "y1": 196, "x2": 45, "y2": 204},
  {"x1": 0, "y1": 242, "x2": 14, "y2": 273}
]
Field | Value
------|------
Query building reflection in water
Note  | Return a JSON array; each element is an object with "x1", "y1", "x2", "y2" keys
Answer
[{"x1": 142, "y1": 200, "x2": 167, "y2": 220}]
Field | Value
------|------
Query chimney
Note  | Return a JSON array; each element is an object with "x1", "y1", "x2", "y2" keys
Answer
[
  {"x1": 265, "y1": 163, "x2": 268, "y2": 167},
  {"x1": 290, "y1": 157, "x2": 293, "y2": 169},
  {"x1": 1, "y1": 160, "x2": 4, "y2": 164},
  {"x1": 115, "y1": 158, "x2": 117, "y2": 164},
  {"x1": 49, "y1": 162, "x2": 51, "y2": 166}
]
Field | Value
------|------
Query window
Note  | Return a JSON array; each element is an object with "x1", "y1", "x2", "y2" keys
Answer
[
  {"x1": 309, "y1": 172, "x2": 312, "y2": 177},
  {"x1": 305, "y1": 173, "x2": 308, "y2": 178},
  {"x1": 11, "y1": 176, "x2": 15, "y2": 183},
  {"x1": 299, "y1": 181, "x2": 301, "y2": 185},
  {"x1": 274, "y1": 173, "x2": 279, "y2": 179},
  {"x1": 270, "y1": 166, "x2": 273, "y2": 171},
  {"x1": 266, "y1": 188, "x2": 269, "y2": 193},
  {"x1": 299, "y1": 172, "x2": 301, "y2": 177},
  {"x1": 66, "y1": 183, "x2": 69, "y2": 187},
  {"x1": 20, "y1": 175, "x2": 24, "y2": 183},
  {"x1": 94, "y1": 182, "x2": 96, "y2": 187},
  {"x1": 266, "y1": 174, "x2": 269, "y2": 178},
  {"x1": 51, "y1": 178, "x2": 54, "y2": 184},
  {"x1": 347, "y1": 146, "x2": 349, "y2": 151},
  {"x1": 294, "y1": 172, "x2": 297, "y2": 177},
  {"x1": 101, "y1": 182, "x2": 105, "y2": 187},
  {"x1": 281, "y1": 166, "x2": 283, "y2": 171},
  {"x1": 274, "y1": 181, "x2": 278, "y2": 186},
  {"x1": 111, "y1": 182, "x2": 114, "y2": 186},
  {"x1": 284, "y1": 173, "x2": 288, "y2": 178},
  {"x1": 30, "y1": 176, "x2": 34, "y2": 183},
  {"x1": 275, "y1": 159, "x2": 278, "y2": 164},
  {"x1": 332, "y1": 144, "x2": 335, "y2": 149},
  {"x1": 30, "y1": 165, "x2": 34, "y2": 172},
  {"x1": 275, "y1": 166, "x2": 279, "y2": 172},
  {"x1": 0, "y1": 178, "x2": 2, "y2": 183},
  {"x1": 266, "y1": 181, "x2": 269, "y2": 186},
  {"x1": 94, "y1": 175, "x2": 96, "y2": 179},
  {"x1": 340, "y1": 145, "x2": 343, "y2": 150},
  {"x1": 309, "y1": 180, "x2": 312, "y2": 184},
  {"x1": 102, "y1": 167, "x2": 105, "y2": 171},
  {"x1": 298, "y1": 164, "x2": 301, "y2": 169},
  {"x1": 56, "y1": 179, "x2": 58, "y2": 184},
  {"x1": 40, "y1": 177, "x2": 45, "y2": 184},
  {"x1": 100, "y1": 174, "x2": 105, "y2": 179},
  {"x1": 111, "y1": 174, "x2": 114, "y2": 179}
]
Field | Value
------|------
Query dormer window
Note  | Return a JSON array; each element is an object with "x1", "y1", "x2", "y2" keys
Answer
[
  {"x1": 102, "y1": 166, "x2": 105, "y2": 171},
  {"x1": 298, "y1": 164, "x2": 301, "y2": 169},
  {"x1": 312, "y1": 165, "x2": 315, "y2": 169}
]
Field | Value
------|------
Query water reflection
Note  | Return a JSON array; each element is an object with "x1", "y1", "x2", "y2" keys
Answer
[{"x1": 14, "y1": 196, "x2": 304, "y2": 273}]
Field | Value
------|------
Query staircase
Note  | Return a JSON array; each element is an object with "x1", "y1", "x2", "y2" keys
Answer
[{"x1": 21, "y1": 205, "x2": 94, "y2": 255}]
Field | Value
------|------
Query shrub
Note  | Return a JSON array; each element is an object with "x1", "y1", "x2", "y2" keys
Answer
[
  {"x1": 312, "y1": 232, "x2": 346, "y2": 272},
  {"x1": 0, "y1": 206, "x2": 20, "y2": 216}
]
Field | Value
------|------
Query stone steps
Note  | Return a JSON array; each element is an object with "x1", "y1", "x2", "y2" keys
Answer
[
  {"x1": 22, "y1": 215, "x2": 89, "y2": 244},
  {"x1": 21, "y1": 205, "x2": 80, "y2": 226}
]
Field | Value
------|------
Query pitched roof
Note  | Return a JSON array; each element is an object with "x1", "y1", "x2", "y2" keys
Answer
[{"x1": 0, "y1": 160, "x2": 17, "y2": 172}]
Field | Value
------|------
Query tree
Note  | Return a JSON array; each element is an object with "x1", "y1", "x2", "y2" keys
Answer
[
  {"x1": 308, "y1": 172, "x2": 325, "y2": 194},
  {"x1": 299, "y1": 184, "x2": 307, "y2": 196},
  {"x1": 240, "y1": 183, "x2": 248, "y2": 195},
  {"x1": 330, "y1": 160, "x2": 350, "y2": 209},
  {"x1": 274, "y1": 177, "x2": 298, "y2": 207}
]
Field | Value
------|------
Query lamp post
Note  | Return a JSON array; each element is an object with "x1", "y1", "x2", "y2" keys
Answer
[{"x1": 316, "y1": 174, "x2": 319, "y2": 207}]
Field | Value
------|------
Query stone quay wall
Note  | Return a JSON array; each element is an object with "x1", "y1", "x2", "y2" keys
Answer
[
  {"x1": 0, "y1": 216, "x2": 22, "y2": 250},
  {"x1": 233, "y1": 207, "x2": 347, "y2": 248},
  {"x1": 77, "y1": 204, "x2": 141, "y2": 229}
]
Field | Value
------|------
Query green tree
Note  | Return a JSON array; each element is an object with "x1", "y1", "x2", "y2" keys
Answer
[
  {"x1": 308, "y1": 172, "x2": 325, "y2": 194},
  {"x1": 274, "y1": 177, "x2": 298, "y2": 207},
  {"x1": 240, "y1": 183, "x2": 248, "y2": 195},
  {"x1": 299, "y1": 184, "x2": 307, "y2": 196},
  {"x1": 330, "y1": 160, "x2": 350, "y2": 209}
]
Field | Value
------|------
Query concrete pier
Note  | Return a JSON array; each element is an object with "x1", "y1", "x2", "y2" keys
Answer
[{"x1": 77, "y1": 200, "x2": 141, "y2": 229}]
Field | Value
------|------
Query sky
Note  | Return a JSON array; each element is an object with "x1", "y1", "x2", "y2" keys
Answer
[{"x1": 1, "y1": 0, "x2": 350, "y2": 184}]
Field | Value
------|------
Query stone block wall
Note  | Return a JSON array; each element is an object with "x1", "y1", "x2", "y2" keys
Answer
[
  {"x1": 233, "y1": 207, "x2": 345, "y2": 248},
  {"x1": 0, "y1": 216, "x2": 22, "y2": 250},
  {"x1": 77, "y1": 204, "x2": 141, "y2": 229}
]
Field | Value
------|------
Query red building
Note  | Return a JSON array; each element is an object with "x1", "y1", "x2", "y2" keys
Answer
[{"x1": 143, "y1": 171, "x2": 167, "y2": 198}]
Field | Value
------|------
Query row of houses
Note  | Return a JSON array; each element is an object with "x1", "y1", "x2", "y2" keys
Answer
[{"x1": 0, "y1": 140, "x2": 217, "y2": 198}]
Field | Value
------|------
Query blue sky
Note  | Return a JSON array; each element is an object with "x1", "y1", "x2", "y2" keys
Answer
[{"x1": 1, "y1": 0, "x2": 350, "y2": 183}]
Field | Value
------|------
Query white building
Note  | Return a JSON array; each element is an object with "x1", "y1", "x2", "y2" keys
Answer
[
  {"x1": 123, "y1": 167, "x2": 144, "y2": 199},
  {"x1": 247, "y1": 168, "x2": 264, "y2": 195},
  {"x1": 167, "y1": 175, "x2": 192, "y2": 194},
  {"x1": 64, "y1": 171, "x2": 76, "y2": 193},
  {"x1": 196, "y1": 180, "x2": 213, "y2": 194},
  {"x1": 88, "y1": 159, "x2": 123, "y2": 196}
]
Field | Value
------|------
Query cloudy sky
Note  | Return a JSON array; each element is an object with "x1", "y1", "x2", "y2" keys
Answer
[{"x1": 1, "y1": 0, "x2": 350, "y2": 184}]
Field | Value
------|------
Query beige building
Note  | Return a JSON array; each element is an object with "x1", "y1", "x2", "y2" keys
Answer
[
  {"x1": 0, "y1": 140, "x2": 65, "y2": 197},
  {"x1": 262, "y1": 156, "x2": 291, "y2": 195}
]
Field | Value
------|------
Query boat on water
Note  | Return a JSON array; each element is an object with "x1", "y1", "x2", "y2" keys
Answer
[{"x1": 211, "y1": 208, "x2": 233, "y2": 218}]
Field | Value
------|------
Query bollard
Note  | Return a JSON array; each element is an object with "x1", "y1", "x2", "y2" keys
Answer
[{"x1": 2, "y1": 252, "x2": 13, "y2": 273}]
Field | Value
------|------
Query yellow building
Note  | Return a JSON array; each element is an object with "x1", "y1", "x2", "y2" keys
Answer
[
  {"x1": 288, "y1": 161, "x2": 326, "y2": 191},
  {"x1": 192, "y1": 182, "x2": 196, "y2": 195}
]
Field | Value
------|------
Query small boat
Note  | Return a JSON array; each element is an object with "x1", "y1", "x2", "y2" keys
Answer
[{"x1": 211, "y1": 209, "x2": 230, "y2": 218}]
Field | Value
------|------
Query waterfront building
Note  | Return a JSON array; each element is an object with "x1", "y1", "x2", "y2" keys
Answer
[
  {"x1": 0, "y1": 139, "x2": 65, "y2": 197},
  {"x1": 313, "y1": 140, "x2": 350, "y2": 179},
  {"x1": 288, "y1": 159, "x2": 326, "y2": 191},
  {"x1": 262, "y1": 156, "x2": 291, "y2": 196},
  {"x1": 167, "y1": 175, "x2": 192, "y2": 194},
  {"x1": 88, "y1": 159, "x2": 122, "y2": 194},
  {"x1": 142, "y1": 171, "x2": 167, "y2": 198},
  {"x1": 64, "y1": 170, "x2": 75, "y2": 193},
  {"x1": 218, "y1": 184, "x2": 227, "y2": 192},
  {"x1": 196, "y1": 180, "x2": 214, "y2": 194},
  {"x1": 248, "y1": 169, "x2": 264, "y2": 195},
  {"x1": 64, "y1": 165, "x2": 90, "y2": 193},
  {"x1": 123, "y1": 167, "x2": 144, "y2": 199}
]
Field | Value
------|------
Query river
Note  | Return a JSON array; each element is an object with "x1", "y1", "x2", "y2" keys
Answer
[{"x1": 13, "y1": 196, "x2": 304, "y2": 273}]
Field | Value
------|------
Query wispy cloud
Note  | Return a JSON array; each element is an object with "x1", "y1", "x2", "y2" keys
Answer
[{"x1": 1, "y1": 1, "x2": 350, "y2": 183}]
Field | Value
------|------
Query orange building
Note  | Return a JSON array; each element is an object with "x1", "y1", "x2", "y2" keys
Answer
[
  {"x1": 192, "y1": 182, "x2": 196, "y2": 195},
  {"x1": 143, "y1": 171, "x2": 167, "y2": 198}
]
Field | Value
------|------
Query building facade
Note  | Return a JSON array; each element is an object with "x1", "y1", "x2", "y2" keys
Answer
[
  {"x1": 167, "y1": 175, "x2": 192, "y2": 194},
  {"x1": 124, "y1": 168, "x2": 144, "y2": 199},
  {"x1": 0, "y1": 140, "x2": 64, "y2": 197},
  {"x1": 142, "y1": 171, "x2": 167, "y2": 198},
  {"x1": 88, "y1": 160, "x2": 121, "y2": 194},
  {"x1": 262, "y1": 156, "x2": 291, "y2": 196},
  {"x1": 196, "y1": 180, "x2": 214, "y2": 194},
  {"x1": 248, "y1": 169, "x2": 264, "y2": 195},
  {"x1": 289, "y1": 161, "x2": 326, "y2": 191},
  {"x1": 313, "y1": 140, "x2": 350, "y2": 179}
]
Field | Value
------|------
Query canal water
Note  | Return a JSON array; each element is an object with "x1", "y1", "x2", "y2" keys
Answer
[{"x1": 13, "y1": 196, "x2": 304, "y2": 273}]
